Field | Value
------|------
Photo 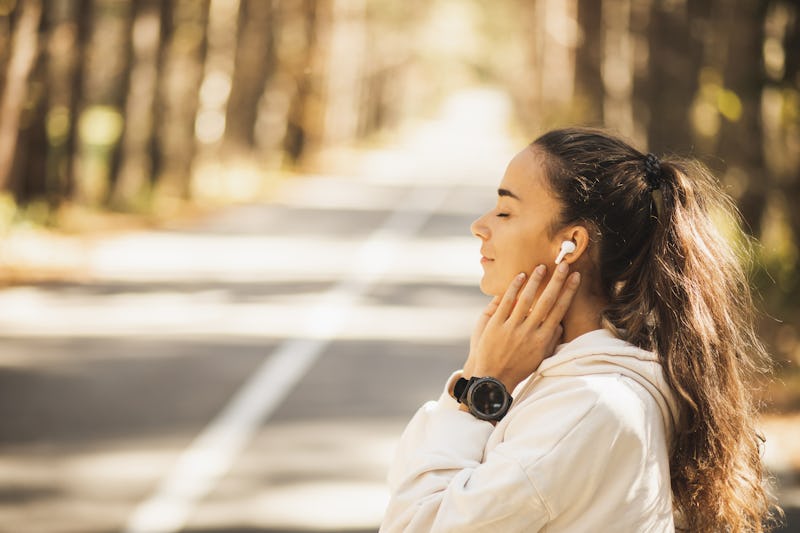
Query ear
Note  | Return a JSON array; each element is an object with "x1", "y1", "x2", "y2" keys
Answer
[{"x1": 557, "y1": 225, "x2": 591, "y2": 265}]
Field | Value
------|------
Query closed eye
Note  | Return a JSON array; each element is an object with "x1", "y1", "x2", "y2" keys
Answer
[{"x1": 496, "y1": 213, "x2": 510, "y2": 218}]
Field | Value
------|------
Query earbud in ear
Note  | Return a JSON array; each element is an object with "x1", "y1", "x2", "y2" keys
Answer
[{"x1": 554, "y1": 240, "x2": 577, "y2": 265}]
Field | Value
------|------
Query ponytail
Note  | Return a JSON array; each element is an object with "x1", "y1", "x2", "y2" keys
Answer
[
  {"x1": 533, "y1": 128, "x2": 780, "y2": 532},
  {"x1": 613, "y1": 159, "x2": 775, "y2": 531}
]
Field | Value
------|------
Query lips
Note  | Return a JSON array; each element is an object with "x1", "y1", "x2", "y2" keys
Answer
[{"x1": 480, "y1": 250, "x2": 494, "y2": 263}]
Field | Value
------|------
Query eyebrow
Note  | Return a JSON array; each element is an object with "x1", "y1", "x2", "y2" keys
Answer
[{"x1": 498, "y1": 188, "x2": 521, "y2": 200}]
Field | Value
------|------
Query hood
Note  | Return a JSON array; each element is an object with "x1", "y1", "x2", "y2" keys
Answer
[{"x1": 528, "y1": 328, "x2": 681, "y2": 434}]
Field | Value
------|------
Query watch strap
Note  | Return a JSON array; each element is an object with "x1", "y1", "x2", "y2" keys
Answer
[{"x1": 453, "y1": 377, "x2": 472, "y2": 403}]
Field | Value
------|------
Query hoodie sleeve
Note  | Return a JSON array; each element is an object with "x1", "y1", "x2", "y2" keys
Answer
[
  {"x1": 380, "y1": 375, "x2": 550, "y2": 533},
  {"x1": 381, "y1": 373, "x2": 656, "y2": 533}
]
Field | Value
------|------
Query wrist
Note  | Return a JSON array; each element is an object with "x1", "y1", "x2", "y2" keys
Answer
[
  {"x1": 452, "y1": 376, "x2": 513, "y2": 422},
  {"x1": 465, "y1": 370, "x2": 521, "y2": 396}
]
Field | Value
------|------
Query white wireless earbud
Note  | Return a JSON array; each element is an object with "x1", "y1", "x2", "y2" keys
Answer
[{"x1": 554, "y1": 240, "x2": 577, "y2": 265}]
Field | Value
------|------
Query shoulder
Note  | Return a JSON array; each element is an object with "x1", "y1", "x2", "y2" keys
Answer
[
  {"x1": 576, "y1": 374, "x2": 653, "y2": 428},
  {"x1": 495, "y1": 376, "x2": 665, "y2": 518},
  {"x1": 512, "y1": 373, "x2": 651, "y2": 432},
  {"x1": 497, "y1": 374, "x2": 654, "y2": 467}
]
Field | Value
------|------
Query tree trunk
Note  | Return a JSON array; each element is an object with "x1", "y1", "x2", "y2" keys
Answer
[
  {"x1": 42, "y1": 0, "x2": 82, "y2": 207},
  {"x1": 645, "y1": 0, "x2": 704, "y2": 154},
  {"x1": 575, "y1": 0, "x2": 604, "y2": 125},
  {"x1": 153, "y1": 0, "x2": 209, "y2": 199},
  {"x1": 716, "y1": 0, "x2": 768, "y2": 237},
  {"x1": 602, "y1": 0, "x2": 635, "y2": 139},
  {"x1": 0, "y1": 4, "x2": 17, "y2": 97},
  {"x1": 281, "y1": 0, "x2": 324, "y2": 165},
  {"x1": 322, "y1": 0, "x2": 366, "y2": 146},
  {"x1": 0, "y1": 0, "x2": 43, "y2": 193},
  {"x1": 777, "y1": 0, "x2": 800, "y2": 246},
  {"x1": 72, "y1": 0, "x2": 134, "y2": 206},
  {"x1": 112, "y1": 0, "x2": 163, "y2": 210},
  {"x1": 15, "y1": 30, "x2": 48, "y2": 205},
  {"x1": 224, "y1": 0, "x2": 274, "y2": 151}
]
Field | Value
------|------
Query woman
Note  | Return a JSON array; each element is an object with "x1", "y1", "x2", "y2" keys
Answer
[{"x1": 381, "y1": 128, "x2": 778, "y2": 532}]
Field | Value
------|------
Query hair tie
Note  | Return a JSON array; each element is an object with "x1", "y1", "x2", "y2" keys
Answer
[{"x1": 643, "y1": 153, "x2": 662, "y2": 191}]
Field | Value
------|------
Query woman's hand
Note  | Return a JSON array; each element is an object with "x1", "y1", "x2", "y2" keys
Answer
[{"x1": 463, "y1": 262, "x2": 581, "y2": 393}]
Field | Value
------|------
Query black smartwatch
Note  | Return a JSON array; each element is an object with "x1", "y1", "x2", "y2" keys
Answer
[{"x1": 453, "y1": 376, "x2": 513, "y2": 422}]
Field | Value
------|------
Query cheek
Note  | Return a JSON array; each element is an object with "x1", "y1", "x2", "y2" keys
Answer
[
  {"x1": 509, "y1": 227, "x2": 551, "y2": 273},
  {"x1": 481, "y1": 231, "x2": 546, "y2": 296}
]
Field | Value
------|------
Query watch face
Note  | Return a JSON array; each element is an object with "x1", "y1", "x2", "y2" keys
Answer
[{"x1": 470, "y1": 378, "x2": 510, "y2": 419}]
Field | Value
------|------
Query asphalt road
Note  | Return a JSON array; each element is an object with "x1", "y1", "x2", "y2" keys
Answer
[
  {"x1": 0, "y1": 173, "x2": 496, "y2": 532},
  {"x1": 0, "y1": 90, "x2": 797, "y2": 532}
]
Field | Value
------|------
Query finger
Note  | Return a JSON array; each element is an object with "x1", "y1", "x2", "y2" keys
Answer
[
  {"x1": 529, "y1": 261, "x2": 572, "y2": 324},
  {"x1": 541, "y1": 271, "x2": 581, "y2": 331},
  {"x1": 494, "y1": 272, "x2": 526, "y2": 322},
  {"x1": 481, "y1": 296, "x2": 502, "y2": 318},
  {"x1": 510, "y1": 264, "x2": 546, "y2": 323},
  {"x1": 475, "y1": 296, "x2": 501, "y2": 332},
  {"x1": 545, "y1": 323, "x2": 564, "y2": 355}
]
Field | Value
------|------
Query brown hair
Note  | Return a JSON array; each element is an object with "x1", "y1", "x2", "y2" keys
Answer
[{"x1": 532, "y1": 127, "x2": 780, "y2": 531}]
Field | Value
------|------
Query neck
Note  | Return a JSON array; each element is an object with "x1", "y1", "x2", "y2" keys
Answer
[{"x1": 560, "y1": 287, "x2": 607, "y2": 344}]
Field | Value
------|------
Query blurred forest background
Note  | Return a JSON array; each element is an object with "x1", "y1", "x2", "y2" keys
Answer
[{"x1": 0, "y1": 0, "x2": 798, "y2": 407}]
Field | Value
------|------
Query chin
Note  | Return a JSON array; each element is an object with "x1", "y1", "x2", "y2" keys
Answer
[{"x1": 478, "y1": 276, "x2": 503, "y2": 297}]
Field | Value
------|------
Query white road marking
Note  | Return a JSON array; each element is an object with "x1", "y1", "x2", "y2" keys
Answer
[{"x1": 122, "y1": 185, "x2": 451, "y2": 533}]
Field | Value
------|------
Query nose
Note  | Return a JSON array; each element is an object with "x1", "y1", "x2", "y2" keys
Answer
[{"x1": 471, "y1": 212, "x2": 490, "y2": 240}]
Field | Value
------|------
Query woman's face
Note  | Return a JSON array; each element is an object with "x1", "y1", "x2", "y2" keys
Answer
[{"x1": 470, "y1": 147, "x2": 564, "y2": 297}]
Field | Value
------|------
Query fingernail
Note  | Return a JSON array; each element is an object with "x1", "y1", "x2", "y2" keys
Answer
[
  {"x1": 557, "y1": 261, "x2": 569, "y2": 273},
  {"x1": 570, "y1": 272, "x2": 581, "y2": 286},
  {"x1": 516, "y1": 272, "x2": 526, "y2": 281},
  {"x1": 534, "y1": 264, "x2": 546, "y2": 277}
]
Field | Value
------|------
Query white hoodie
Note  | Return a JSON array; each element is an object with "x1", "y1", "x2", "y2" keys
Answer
[{"x1": 381, "y1": 329, "x2": 680, "y2": 533}]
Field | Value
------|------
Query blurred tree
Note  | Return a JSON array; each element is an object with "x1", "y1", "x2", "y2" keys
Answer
[
  {"x1": 153, "y1": 0, "x2": 209, "y2": 201},
  {"x1": 715, "y1": 0, "x2": 769, "y2": 237},
  {"x1": 761, "y1": 0, "x2": 800, "y2": 308},
  {"x1": 196, "y1": 0, "x2": 239, "y2": 151},
  {"x1": 73, "y1": 0, "x2": 133, "y2": 206},
  {"x1": 643, "y1": 0, "x2": 707, "y2": 154},
  {"x1": 574, "y1": 0, "x2": 603, "y2": 125},
  {"x1": 0, "y1": 0, "x2": 43, "y2": 197},
  {"x1": 112, "y1": 0, "x2": 162, "y2": 210},
  {"x1": 280, "y1": 0, "x2": 324, "y2": 164},
  {"x1": 43, "y1": 0, "x2": 85, "y2": 208},
  {"x1": 224, "y1": 0, "x2": 274, "y2": 152},
  {"x1": 322, "y1": 0, "x2": 366, "y2": 146},
  {"x1": 0, "y1": 1, "x2": 12, "y2": 91},
  {"x1": 13, "y1": 0, "x2": 46, "y2": 206},
  {"x1": 358, "y1": 0, "x2": 428, "y2": 137},
  {"x1": 775, "y1": 1, "x2": 800, "y2": 248},
  {"x1": 601, "y1": 0, "x2": 634, "y2": 140}
]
